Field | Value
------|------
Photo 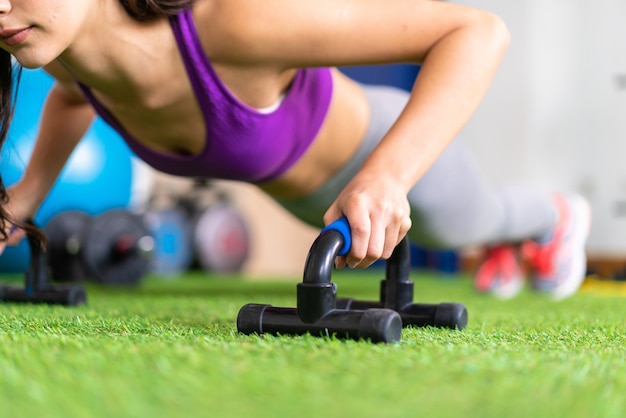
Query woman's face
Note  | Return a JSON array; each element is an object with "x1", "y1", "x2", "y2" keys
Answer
[{"x1": 0, "y1": 0, "x2": 93, "y2": 68}]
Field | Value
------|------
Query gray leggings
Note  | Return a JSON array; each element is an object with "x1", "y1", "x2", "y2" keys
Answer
[{"x1": 276, "y1": 84, "x2": 557, "y2": 249}]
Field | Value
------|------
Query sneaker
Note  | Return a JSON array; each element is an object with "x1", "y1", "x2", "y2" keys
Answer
[
  {"x1": 522, "y1": 193, "x2": 591, "y2": 300},
  {"x1": 474, "y1": 244, "x2": 525, "y2": 299}
]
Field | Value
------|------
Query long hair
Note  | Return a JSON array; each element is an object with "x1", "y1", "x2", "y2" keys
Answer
[
  {"x1": 0, "y1": 0, "x2": 195, "y2": 245},
  {"x1": 0, "y1": 51, "x2": 44, "y2": 244}
]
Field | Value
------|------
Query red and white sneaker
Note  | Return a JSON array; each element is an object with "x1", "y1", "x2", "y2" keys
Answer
[
  {"x1": 522, "y1": 193, "x2": 591, "y2": 300},
  {"x1": 474, "y1": 244, "x2": 525, "y2": 299}
]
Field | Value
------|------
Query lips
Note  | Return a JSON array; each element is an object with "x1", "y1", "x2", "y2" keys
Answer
[{"x1": 0, "y1": 27, "x2": 32, "y2": 47}]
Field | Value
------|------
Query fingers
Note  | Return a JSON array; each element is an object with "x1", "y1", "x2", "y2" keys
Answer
[
  {"x1": 0, "y1": 225, "x2": 26, "y2": 255},
  {"x1": 347, "y1": 213, "x2": 411, "y2": 269},
  {"x1": 325, "y1": 208, "x2": 411, "y2": 269},
  {"x1": 323, "y1": 177, "x2": 412, "y2": 269},
  {"x1": 7, "y1": 227, "x2": 26, "y2": 245}
]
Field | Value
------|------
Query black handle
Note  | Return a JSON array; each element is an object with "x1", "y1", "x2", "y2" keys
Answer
[{"x1": 297, "y1": 217, "x2": 410, "y2": 323}]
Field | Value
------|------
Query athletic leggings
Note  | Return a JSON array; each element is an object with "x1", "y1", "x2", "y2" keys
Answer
[{"x1": 276, "y1": 84, "x2": 557, "y2": 249}]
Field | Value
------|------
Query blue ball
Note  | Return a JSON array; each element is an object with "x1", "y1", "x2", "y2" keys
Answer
[{"x1": 0, "y1": 69, "x2": 135, "y2": 273}]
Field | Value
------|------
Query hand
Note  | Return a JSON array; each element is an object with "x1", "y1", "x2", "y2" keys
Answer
[
  {"x1": 0, "y1": 184, "x2": 37, "y2": 255},
  {"x1": 0, "y1": 224, "x2": 27, "y2": 255},
  {"x1": 323, "y1": 172, "x2": 412, "y2": 269}
]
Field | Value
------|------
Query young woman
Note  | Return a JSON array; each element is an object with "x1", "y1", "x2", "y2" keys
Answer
[{"x1": 0, "y1": 0, "x2": 590, "y2": 299}]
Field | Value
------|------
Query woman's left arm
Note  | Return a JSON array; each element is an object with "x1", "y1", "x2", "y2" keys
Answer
[{"x1": 201, "y1": 0, "x2": 510, "y2": 267}]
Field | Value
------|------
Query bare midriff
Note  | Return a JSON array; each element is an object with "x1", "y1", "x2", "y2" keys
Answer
[{"x1": 259, "y1": 69, "x2": 370, "y2": 199}]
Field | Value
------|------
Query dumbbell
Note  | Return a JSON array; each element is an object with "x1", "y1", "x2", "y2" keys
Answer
[
  {"x1": 44, "y1": 209, "x2": 155, "y2": 285},
  {"x1": 193, "y1": 202, "x2": 250, "y2": 273},
  {"x1": 143, "y1": 208, "x2": 194, "y2": 276},
  {"x1": 171, "y1": 180, "x2": 251, "y2": 274}
]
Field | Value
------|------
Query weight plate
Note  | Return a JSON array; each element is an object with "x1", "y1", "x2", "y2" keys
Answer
[
  {"x1": 81, "y1": 209, "x2": 154, "y2": 285},
  {"x1": 43, "y1": 210, "x2": 92, "y2": 282},
  {"x1": 144, "y1": 208, "x2": 194, "y2": 276},
  {"x1": 194, "y1": 203, "x2": 250, "y2": 273}
]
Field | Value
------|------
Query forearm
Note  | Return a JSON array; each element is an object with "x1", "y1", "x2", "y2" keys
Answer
[
  {"x1": 358, "y1": 12, "x2": 510, "y2": 190},
  {"x1": 13, "y1": 83, "x2": 95, "y2": 216}
]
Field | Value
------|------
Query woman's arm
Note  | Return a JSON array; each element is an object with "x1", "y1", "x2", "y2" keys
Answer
[
  {"x1": 2, "y1": 64, "x2": 95, "y2": 247},
  {"x1": 205, "y1": 0, "x2": 511, "y2": 267}
]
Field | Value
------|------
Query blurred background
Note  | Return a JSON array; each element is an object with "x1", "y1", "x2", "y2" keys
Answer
[
  {"x1": 454, "y1": 0, "x2": 626, "y2": 275},
  {"x1": 1, "y1": 0, "x2": 625, "y2": 281}
]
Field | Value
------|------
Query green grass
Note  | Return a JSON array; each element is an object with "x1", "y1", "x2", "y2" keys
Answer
[{"x1": 1, "y1": 270, "x2": 625, "y2": 418}]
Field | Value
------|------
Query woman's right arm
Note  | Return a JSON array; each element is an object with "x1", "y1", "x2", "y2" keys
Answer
[{"x1": 2, "y1": 65, "x2": 95, "y2": 246}]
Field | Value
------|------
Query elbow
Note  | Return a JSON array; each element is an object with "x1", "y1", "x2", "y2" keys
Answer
[
  {"x1": 473, "y1": 11, "x2": 511, "y2": 58},
  {"x1": 427, "y1": 8, "x2": 511, "y2": 66}
]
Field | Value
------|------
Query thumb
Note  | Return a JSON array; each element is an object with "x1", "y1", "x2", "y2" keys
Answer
[
  {"x1": 323, "y1": 205, "x2": 345, "y2": 228},
  {"x1": 7, "y1": 227, "x2": 26, "y2": 246},
  {"x1": 1, "y1": 226, "x2": 27, "y2": 253}
]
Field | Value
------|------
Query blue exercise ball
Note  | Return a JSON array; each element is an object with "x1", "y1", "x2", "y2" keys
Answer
[{"x1": 0, "y1": 68, "x2": 135, "y2": 273}]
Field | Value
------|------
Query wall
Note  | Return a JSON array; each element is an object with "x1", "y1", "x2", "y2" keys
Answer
[{"x1": 455, "y1": 0, "x2": 626, "y2": 257}]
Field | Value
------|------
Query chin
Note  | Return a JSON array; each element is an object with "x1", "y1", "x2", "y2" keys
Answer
[
  {"x1": 12, "y1": 52, "x2": 53, "y2": 70},
  {"x1": 16, "y1": 61, "x2": 43, "y2": 70}
]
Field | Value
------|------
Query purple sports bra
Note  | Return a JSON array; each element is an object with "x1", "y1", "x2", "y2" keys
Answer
[{"x1": 78, "y1": 8, "x2": 333, "y2": 183}]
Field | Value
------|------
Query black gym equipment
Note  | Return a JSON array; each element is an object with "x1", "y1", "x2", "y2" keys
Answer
[
  {"x1": 45, "y1": 210, "x2": 92, "y2": 282},
  {"x1": 81, "y1": 210, "x2": 154, "y2": 285},
  {"x1": 334, "y1": 241, "x2": 468, "y2": 330},
  {"x1": 44, "y1": 209, "x2": 154, "y2": 286},
  {"x1": 237, "y1": 217, "x2": 468, "y2": 343},
  {"x1": 175, "y1": 179, "x2": 251, "y2": 274},
  {"x1": 0, "y1": 223, "x2": 87, "y2": 306}
]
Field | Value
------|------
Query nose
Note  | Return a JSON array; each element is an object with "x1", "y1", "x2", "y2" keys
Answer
[{"x1": 0, "y1": 1, "x2": 11, "y2": 15}]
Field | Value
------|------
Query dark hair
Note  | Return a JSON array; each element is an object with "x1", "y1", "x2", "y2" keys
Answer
[
  {"x1": 120, "y1": 0, "x2": 195, "y2": 20},
  {"x1": 0, "y1": 51, "x2": 44, "y2": 244},
  {"x1": 0, "y1": 0, "x2": 195, "y2": 245}
]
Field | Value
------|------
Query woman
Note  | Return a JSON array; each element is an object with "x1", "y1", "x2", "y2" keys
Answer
[{"x1": 0, "y1": 0, "x2": 590, "y2": 299}]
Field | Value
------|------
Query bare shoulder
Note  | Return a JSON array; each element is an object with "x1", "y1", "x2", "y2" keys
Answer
[
  {"x1": 190, "y1": 0, "x2": 275, "y2": 63},
  {"x1": 190, "y1": 0, "x2": 507, "y2": 68}
]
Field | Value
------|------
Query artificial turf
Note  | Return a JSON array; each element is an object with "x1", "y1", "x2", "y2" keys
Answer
[{"x1": 0, "y1": 270, "x2": 625, "y2": 418}]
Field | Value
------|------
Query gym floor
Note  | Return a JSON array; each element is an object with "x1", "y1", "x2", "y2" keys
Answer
[{"x1": 0, "y1": 270, "x2": 624, "y2": 418}]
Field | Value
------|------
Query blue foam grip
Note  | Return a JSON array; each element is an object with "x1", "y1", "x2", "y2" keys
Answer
[{"x1": 320, "y1": 216, "x2": 352, "y2": 256}]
